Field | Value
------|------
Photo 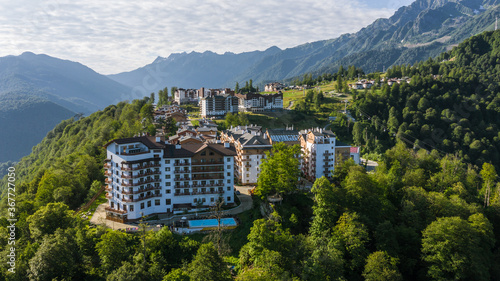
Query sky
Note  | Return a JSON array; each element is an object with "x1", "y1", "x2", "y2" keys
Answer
[{"x1": 0, "y1": 0, "x2": 415, "y2": 75}]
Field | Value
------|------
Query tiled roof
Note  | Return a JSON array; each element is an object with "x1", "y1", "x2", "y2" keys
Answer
[{"x1": 163, "y1": 143, "x2": 236, "y2": 158}]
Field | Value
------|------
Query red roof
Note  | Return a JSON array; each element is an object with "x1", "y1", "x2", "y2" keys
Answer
[{"x1": 350, "y1": 147, "x2": 359, "y2": 153}]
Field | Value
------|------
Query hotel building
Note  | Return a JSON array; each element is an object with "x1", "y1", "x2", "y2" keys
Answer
[{"x1": 104, "y1": 136, "x2": 236, "y2": 222}]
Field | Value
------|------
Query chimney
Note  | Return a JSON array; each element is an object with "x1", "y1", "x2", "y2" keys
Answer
[
  {"x1": 224, "y1": 142, "x2": 230, "y2": 148},
  {"x1": 156, "y1": 136, "x2": 161, "y2": 143},
  {"x1": 175, "y1": 142, "x2": 181, "y2": 149}
]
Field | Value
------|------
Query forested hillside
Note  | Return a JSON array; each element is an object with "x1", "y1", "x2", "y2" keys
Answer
[
  {"x1": 0, "y1": 94, "x2": 75, "y2": 164},
  {"x1": 2, "y1": 30, "x2": 500, "y2": 281},
  {"x1": 350, "y1": 30, "x2": 500, "y2": 168}
]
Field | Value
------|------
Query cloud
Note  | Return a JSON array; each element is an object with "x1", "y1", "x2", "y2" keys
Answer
[{"x1": 0, "y1": 0, "x2": 415, "y2": 74}]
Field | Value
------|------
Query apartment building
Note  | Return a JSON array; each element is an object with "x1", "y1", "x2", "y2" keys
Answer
[
  {"x1": 235, "y1": 92, "x2": 283, "y2": 112},
  {"x1": 220, "y1": 125, "x2": 272, "y2": 185},
  {"x1": 174, "y1": 88, "x2": 198, "y2": 104},
  {"x1": 200, "y1": 95, "x2": 239, "y2": 117},
  {"x1": 299, "y1": 128, "x2": 360, "y2": 182},
  {"x1": 104, "y1": 136, "x2": 236, "y2": 223}
]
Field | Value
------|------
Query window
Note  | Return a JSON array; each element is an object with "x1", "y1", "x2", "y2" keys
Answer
[
  {"x1": 165, "y1": 174, "x2": 171, "y2": 179},
  {"x1": 209, "y1": 151, "x2": 214, "y2": 155},
  {"x1": 129, "y1": 205, "x2": 134, "y2": 212},
  {"x1": 227, "y1": 180, "x2": 230, "y2": 183},
  {"x1": 211, "y1": 197, "x2": 215, "y2": 202},
  {"x1": 165, "y1": 160, "x2": 170, "y2": 164},
  {"x1": 227, "y1": 165, "x2": 230, "y2": 169},
  {"x1": 165, "y1": 167, "x2": 170, "y2": 171},
  {"x1": 201, "y1": 151, "x2": 206, "y2": 156},
  {"x1": 166, "y1": 189, "x2": 171, "y2": 193},
  {"x1": 166, "y1": 199, "x2": 171, "y2": 205},
  {"x1": 227, "y1": 172, "x2": 231, "y2": 176},
  {"x1": 246, "y1": 168, "x2": 249, "y2": 171},
  {"x1": 226, "y1": 157, "x2": 230, "y2": 162},
  {"x1": 147, "y1": 201, "x2": 152, "y2": 207},
  {"x1": 166, "y1": 182, "x2": 171, "y2": 186},
  {"x1": 227, "y1": 196, "x2": 231, "y2": 202},
  {"x1": 227, "y1": 186, "x2": 231, "y2": 191},
  {"x1": 193, "y1": 198, "x2": 197, "y2": 203},
  {"x1": 140, "y1": 203, "x2": 144, "y2": 209},
  {"x1": 155, "y1": 199, "x2": 160, "y2": 206},
  {"x1": 202, "y1": 198, "x2": 206, "y2": 202}
]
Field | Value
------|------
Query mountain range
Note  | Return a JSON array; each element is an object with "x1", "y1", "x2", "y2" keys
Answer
[
  {"x1": 109, "y1": 0, "x2": 500, "y2": 90},
  {"x1": 0, "y1": 52, "x2": 131, "y2": 163}
]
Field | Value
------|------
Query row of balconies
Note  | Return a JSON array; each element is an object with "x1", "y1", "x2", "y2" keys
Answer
[
  {"x1": 121, "y1": 170, "x2": 161, "y2": 179},
  {"x1": 120, "y1": 185, "x2": 162, "y2": 195},
  {"x1": 121, "y1": 163, "x2": 161, "y2": 171},
  {"x1": 121, "y1": 178, "x2": 161, "y2": 187},
  {"x1": 173, "y1": 162, "x2": 191, "y2": 166},
  {"x1": 174, "y1": 190, "x2": 224, "y2": 196},
  {"x1": 174, "y1": 182, "x2": 224, "y2": 189},
  {"x1": 192, "y1": 174, "x2": 225, "y2": 180},
  {"x1": 191, "y1": 161, "x2": 224, "y2": 166},
  {"x1": 105, "y1": 206, "x2": 127, "y2": 214},
  {"x1": 121, "y1": 193, "x2": 162, "y2": 202}
]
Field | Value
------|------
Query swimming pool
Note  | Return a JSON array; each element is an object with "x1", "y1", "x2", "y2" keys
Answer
[{"x1": 188, "y1": 218, "x2": 237, "y2": 229}]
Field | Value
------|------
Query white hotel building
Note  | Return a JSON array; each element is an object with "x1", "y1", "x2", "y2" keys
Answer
[{"x1": 104, "y1": 136, "x2": 236, "y2": 223}]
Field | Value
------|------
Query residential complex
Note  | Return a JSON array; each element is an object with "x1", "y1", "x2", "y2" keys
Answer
[
  {"x1": 299, "y1": 128, "x2": 360, "y2": 182},
  {"x1": 264, "y1": 82, "x2": 285, "y2": 92},
  {"x1": 200, "y1": 95, "x2": 239, "y2": 117},
  {"x1": 104, "y1": 136, "x2": 236, "y2": 223},
  {"x1": 220, "y1": 125, "x2": 299, "y2": 185},
  {"x1": 235, "y1": 92, "x2": 283, "y2": 112}
]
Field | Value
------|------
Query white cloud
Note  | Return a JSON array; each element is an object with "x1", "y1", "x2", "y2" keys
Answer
[{"x1": 0, "y1": 0, "x2": 414, "y2": 74}]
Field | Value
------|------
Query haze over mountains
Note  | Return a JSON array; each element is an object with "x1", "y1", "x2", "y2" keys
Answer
[
  {"x1": 109, "y1": 0, "x2": 500, "y2": 90},
  {"x1": 0, "y1": 0, "x2": 499, "y2": 164},
  {"x1": 0, "y1": 52, "x2": 131, "y2": 163}
]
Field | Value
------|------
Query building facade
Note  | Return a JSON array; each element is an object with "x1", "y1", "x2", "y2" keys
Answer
[
  {"x1": 235, "y1": 92, "x2": 283, "y2": 112},
  {"x1": 174, "y1": 88, "x2": 198, "y2": 104},
  {"x1": 200, "y1": 95, "x2": 239, "y2": 117},
  {"x1": 220, "y1": 125, "x2": 272, "y2": 185},
  {"x1": 299, "y1": 128, "x2": 360, "y2": 182},
  {"x1": 104, "y1": 136, "x2": 236, "y2": 222}
]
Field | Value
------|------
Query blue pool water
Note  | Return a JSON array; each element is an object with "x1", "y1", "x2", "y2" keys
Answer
[{"x1": 188, "y1": 218, "x2": 237, "y2": 228}]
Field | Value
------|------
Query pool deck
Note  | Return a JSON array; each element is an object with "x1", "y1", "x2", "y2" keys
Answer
[{"x1": 90, "y1": 186, "x2": 253, "y2": 230}]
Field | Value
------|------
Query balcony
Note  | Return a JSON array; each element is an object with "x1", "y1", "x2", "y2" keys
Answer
[
  {"x1": 121, "y1": 178, "x2": 161, "y2": 187},
  {"x1": 104, "y1": 163, "x2": 111, "y2": 169},
  {"x1": 105, "y1": 193, "x2": 113, "y2": 199},
  {"x1": 121, "y1": 163, "x2": 161, "y2": 171},
  {"x1": 120, "y1": 149, "x2": 149, "y2": 156},
  {"x1": 121, "y1": 185, "x2": 161, "y2": 195},
  {"x1": 192, "y1": 174, "x2": 224, "y2": 180},
  {"x1": 122, "y1": 193, "x2": 162, "y2": 202},
  {"x1": 191, "y1": 168, "x2": 224, "y2": 173},
  {"x1": 104, "y1": 171, "x2": 112, "y2": 177},
  {"x1": 174, "y1": 169, "x2": 190, "y2": 174},
  {"x1": 105, "y1": 178, "x2": 112, "y2": 184},
  {"x1": 124, "y1": 170, "x2": 161, "y2": 178},
  {"x1": 105, "y1": 185, "x2": 113, "y2": 192},
  {"x1": 174, "y1": 189, "x2": 224, "y2": 196},
  {"x1": 191, "y1": 161, "x2": 224, "y2": 166},
  {"x1": 105, "y1": 206, "x2": 127, "y2": 214},
  {"x1": 173, "y1": 162, "x2": 191, "y2": 166},
  {"x1": 104, "y1": 158, "x2": 111, "y2": 162}
]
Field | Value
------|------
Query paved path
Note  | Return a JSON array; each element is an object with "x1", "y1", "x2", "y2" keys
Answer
[
  {"x1": 361, "y1": 158, "x2": 379, "y2": 172},
  {"x1": 90, "y1": 187, "x2": 253, "y2": 230}
]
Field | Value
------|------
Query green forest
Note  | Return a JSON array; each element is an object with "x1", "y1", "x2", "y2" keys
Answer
[{"x1": 1, "y1": 31, "x2": 500, "y2": 280}]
